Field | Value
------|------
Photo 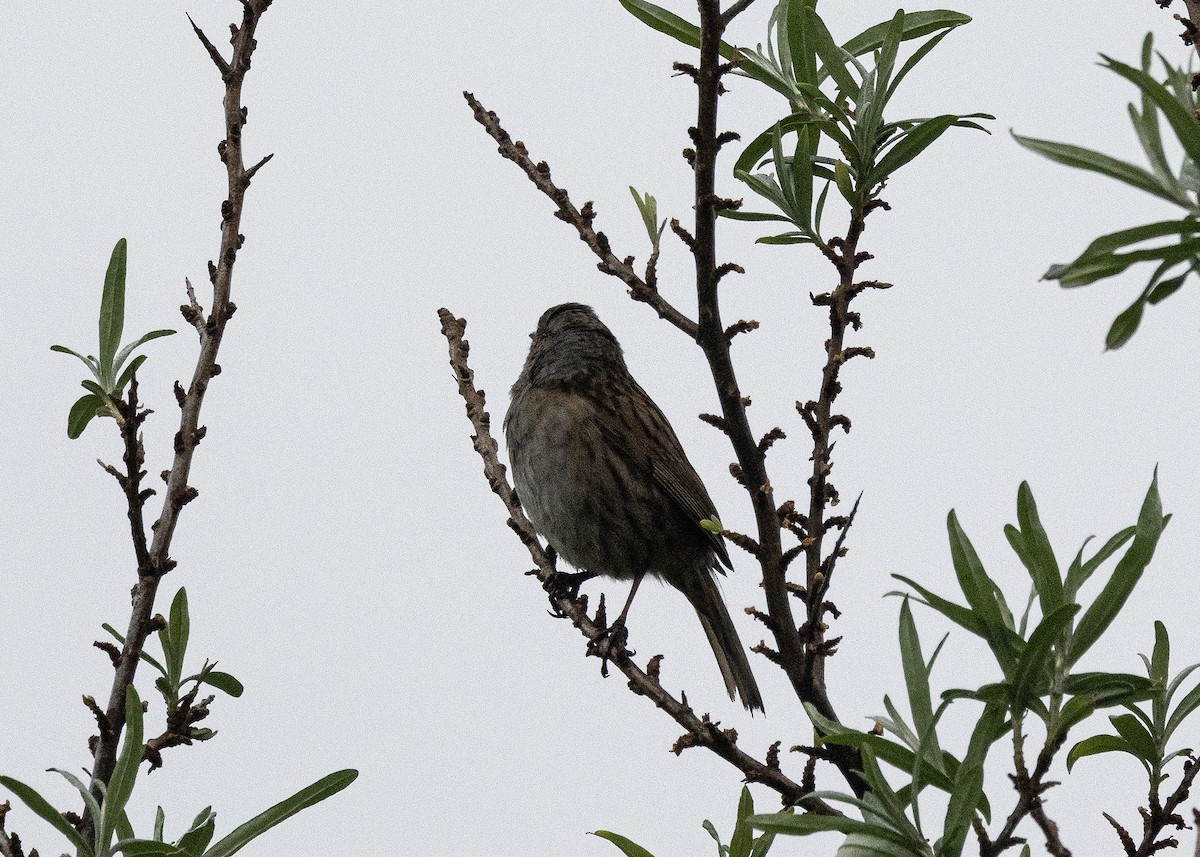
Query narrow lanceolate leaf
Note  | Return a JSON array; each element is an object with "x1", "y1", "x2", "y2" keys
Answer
[
  {"x1": 1009, "y1": 603, "x2": 1079, "y2": 710},
  {"x1": 99, "y1": 238, "x2": 129, "y2": 382},
  {"x1": 112, "y1": 329, "x2": 177, "y2": 378},
  {"x1": 898, "y1": 599, "x2": 941, "y2": 761},
  {"x1": 891, "y1": 575, "x2": 985, "y2": 637},
  {"x1": 1012, "y1": 132, "x2": 1186, "y2": 206},
  {"x1": 1047, "y1": 236, "x2": 1200, "y2": 288},
  {"x1": 839, "y1": 11, "x2": 972, "y2": 66},
  {"x1": 592, "y1": 830, "x2": 656, "y2": 857},
  {"x1": 946, "y1": 511, "x2": 1018, "y2": 670},
  {"x1": 169, "y1": 588, "x2": 191, "y2": 685},
  {"x1": 1012, "y1": 482, "x2": 1063, "y2": 611},
  {"x1": 1064, "y1": 526, "x2": 1137, "y2": 602},
  {"x1": 1071, "y1": 471, "x2": 1165, "y2": 664},
  {"x1": 103, "y1": 685, "x2": 146, "y2": 846},
  {"x1": 203, "y1": 770, "x2": 358, "y2": 857},
  {"x1": 869, "y1": 115, "x2": 971, "y2": 188},
  {"x1": 0, "y1": 775, "x2": 93, "y2": 856},
  {"x1": 802, "y1": 6, "x2": 859, "y2": 99},
  {"x1": 1101, "y1": 55, "x2": 1200, "y2": 168},
  {"x1": 729, "y1": 785, "x2": 754, "y2": 857}
]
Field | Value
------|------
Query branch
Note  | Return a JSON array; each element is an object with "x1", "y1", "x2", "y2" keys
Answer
[
  {"x1": 80, "y1": 0, "x2": 274, "y2": 840},
  {"x1": 437, "y1": 308, "x2": 835, "y2": 813},
  {"x1": 980, "y1": 728, "x2": 1070, "y2": 857},
  {"x1": 462, "y1": 92, "x2": 698, "y2": 339}
]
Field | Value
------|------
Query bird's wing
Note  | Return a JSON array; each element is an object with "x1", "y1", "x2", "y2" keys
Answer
[{"x1": 581, "y1": 376, "x2": 733, "y2": 570}]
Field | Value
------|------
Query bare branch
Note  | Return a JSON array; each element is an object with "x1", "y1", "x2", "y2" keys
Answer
[
  {"x1": 462, "y1": 92, "x2": 698, "y2": 339},
  {"x1": 80, "y1": 0, "x2": 275, "y2": 840}
]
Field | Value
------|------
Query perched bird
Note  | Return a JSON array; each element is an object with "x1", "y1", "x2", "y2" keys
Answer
[{"x1": 504, "y1": 302, "x2": 764, "y2": 712}]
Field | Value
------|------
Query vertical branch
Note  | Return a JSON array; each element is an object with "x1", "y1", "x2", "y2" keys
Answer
[
  {"x1": 80, "y1": 0, "x2": 274, "y2": 841},
  {"x1": 686, "y1": 0, "x2": 866, "y2": 794}
]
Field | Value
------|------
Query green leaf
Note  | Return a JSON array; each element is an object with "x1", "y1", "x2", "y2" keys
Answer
[
  {"x1": 629, "y1": 187, "x2": 663, "y2": 247},
  {"x1": 802, "y1": 6, "x2": 859, "y2": 99},
  {"x1": 1109, "y1": 712, "x2": 1157, "y2": 760},
  {"x1": 1012, "y1": 132, "x2": 1186, "y2": 206},
  {"x1": 840, "y1": 11, "x2": 972, "y2": 65},
  {"x1": 195, "y1": 671, "x2": 244, "y2": 697},
  {"x1": 47, "y1": 767, "x2": 103, "y2": 835},
  {"x1": 719, "y1": 209, "x2": 796, "y2": 223},
  {"x1": 177, "y1": 815, "x2": 216, "y2": 856},
  {"x1": 869, "y1": 115, "x2": 967, "y2": 188},
  {"x1": 1165, "y1": 676, "x2": 1200, "y2": 741},
  {"x1": 946, "y1": 511, "x2": 1018, "y2": 671},
  {"x1": 1146, "y1": 269, "x2": 1189, "y2": 304},
  {"x1": 1064, "y1": 526, "x2": 1137, "y2": 602},
  {"x1": 1102, "y1": 55, "x2": 1200, "y2": 170},
  {"x1": 115, "y1": 354, "x2": 149, "y2": 395},
  {"x1": 1106, "y1": 299, "x2": 1144, "y2": 350},
  {"x1": 51, "y1": 344, "x2": 103, "y2": 377},
  {"x1": 885, "y1": 27, "x2": 956, "y2": 108},
  {"x1": 1071, "y1": 472, "x2": 1165, "y2": 664},
  {"x1": 112, "y1": 329, "x2": 176, "y2": 379},
  {"x1": 783, "y1": 0, "x2": 818, "y2": 89},
  {"x1": 834, "y1": 160, "x2": 855, "y2": 204},
  {"x1": 0, "y1": 775, "x2": 93, "y2": 856},
  {"x1": 1066, "y1": 734, "x2": 1139, "y2": 772},
  {"x1": 103, "y1": 685, "x2": 146, "y2": 850},
  {"x1": 99, "y1": 238, "x2": 128, "y2": 385},
  {"x1": 1011, "y1": 482, "x2": 1063, "y2": 611},
  {"x1": 68, "y1": 393, "x2": 107, "y2": 439},
  {"x1": 748, "y1": 812, "x2": 916, "y2": 851},
  {"x1": 1010, "y1": 604, "x2": 1079, "y2": 711},
  {"x1": 898, "y1": 599, "x2": 941, "y2": 762},
  {"x1": 592, "y1": 831, "x2": 655, "y2": 857},
  {"x1": 169, "y1": 588, "x2": 191, "y2": 686},
  {"x1": 203, "y1": 770, "x2": 358, "y2": 857},
  {"x1": 889, "y1": 576, "x2": 985, "y2": 637},
  {"x1": 618, "y1": 0, "x2": 700, "y2": 49},
  {"x1": 756, "y1": 232, "x2": 813, "y2": 245},
  {"x1": 729, "y1": 786, "x2": 754, "y2": 857},
  {"x1": 939, "y1": 761, "x2": 983, "y2": 857},
  {"x1": 115, "y1": 842, "x2": 187, "y2": 856}
]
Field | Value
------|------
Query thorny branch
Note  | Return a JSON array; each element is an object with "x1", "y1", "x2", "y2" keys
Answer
[
  {"x1": 463, "y1": 92, "x2": 699, "y2": 340},
  {"x1": 437, "y1": 309, "x2": 834, "y2": 814},
  {"x1": 1104, "y1": 755, "x2": 1200, "y2": 857},
  {"x1": 976, "y1": 728, "x2": 1071, "y2": 857},
  {"x1": 78, "y1": 0, "x2": 274, "y2": 845}
]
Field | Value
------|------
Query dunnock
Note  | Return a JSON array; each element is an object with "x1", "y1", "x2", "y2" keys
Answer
[{"x1": 505, "y1": 303, "x2": 764, "y2": 712}]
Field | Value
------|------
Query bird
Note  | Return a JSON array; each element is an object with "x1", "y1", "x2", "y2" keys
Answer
[{"x1": 504, "y1": 302, "x2": 764, "y2": 712}]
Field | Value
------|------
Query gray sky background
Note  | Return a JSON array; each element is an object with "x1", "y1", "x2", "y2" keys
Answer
[{"x1": 2, "y1": 2, "x2": 1199, "y2": 855}]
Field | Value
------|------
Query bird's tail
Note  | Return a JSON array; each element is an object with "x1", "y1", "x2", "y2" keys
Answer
[{"x1": 679, "y1": 572, "x2": 765, "y2": 713}]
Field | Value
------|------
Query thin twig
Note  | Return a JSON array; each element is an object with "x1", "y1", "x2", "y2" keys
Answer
[
  {"x1": 462, "y1": 92, "x2": 698, "y2": 339},
  {"x1": 80, "y1": 0, "x2": 274, "y2": 842}
]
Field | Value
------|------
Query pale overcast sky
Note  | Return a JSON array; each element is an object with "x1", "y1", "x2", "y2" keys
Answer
[{"x1": 2, "y1": 2, "x2": 1199, "y2": 855}]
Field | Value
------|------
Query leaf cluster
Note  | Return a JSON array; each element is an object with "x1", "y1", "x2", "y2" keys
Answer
[
  {"x1": 51, "y1": 238, "x2": 176, "y2": 438},
  {"x1": 1015, "y1": 34, "x2": 1200, "y2": 348}
]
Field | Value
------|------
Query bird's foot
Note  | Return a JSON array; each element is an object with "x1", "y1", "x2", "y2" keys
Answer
[
  {"x1": 588, "y1": 617, "x2": 633, "y2": 677},
  {"x1": 544, "y1": 569, "x2": 596, "y2": 617}
]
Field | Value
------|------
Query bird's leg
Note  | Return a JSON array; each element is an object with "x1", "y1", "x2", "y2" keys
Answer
[{"x1": 588, "y1": 573, "x2": 644, "y2": 674}]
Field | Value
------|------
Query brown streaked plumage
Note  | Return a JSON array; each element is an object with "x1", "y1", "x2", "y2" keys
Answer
[{"x1": 504, "y1": 303, "x2": 764, "y2": 712}]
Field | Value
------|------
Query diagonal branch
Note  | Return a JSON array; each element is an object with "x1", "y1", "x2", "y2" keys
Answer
[
  {"x1": 463, "y1": 92, "x2": 698, "y2": 339},
  {"x1": 80, "y1": 0, "x2": 275, "y2": 842}
]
